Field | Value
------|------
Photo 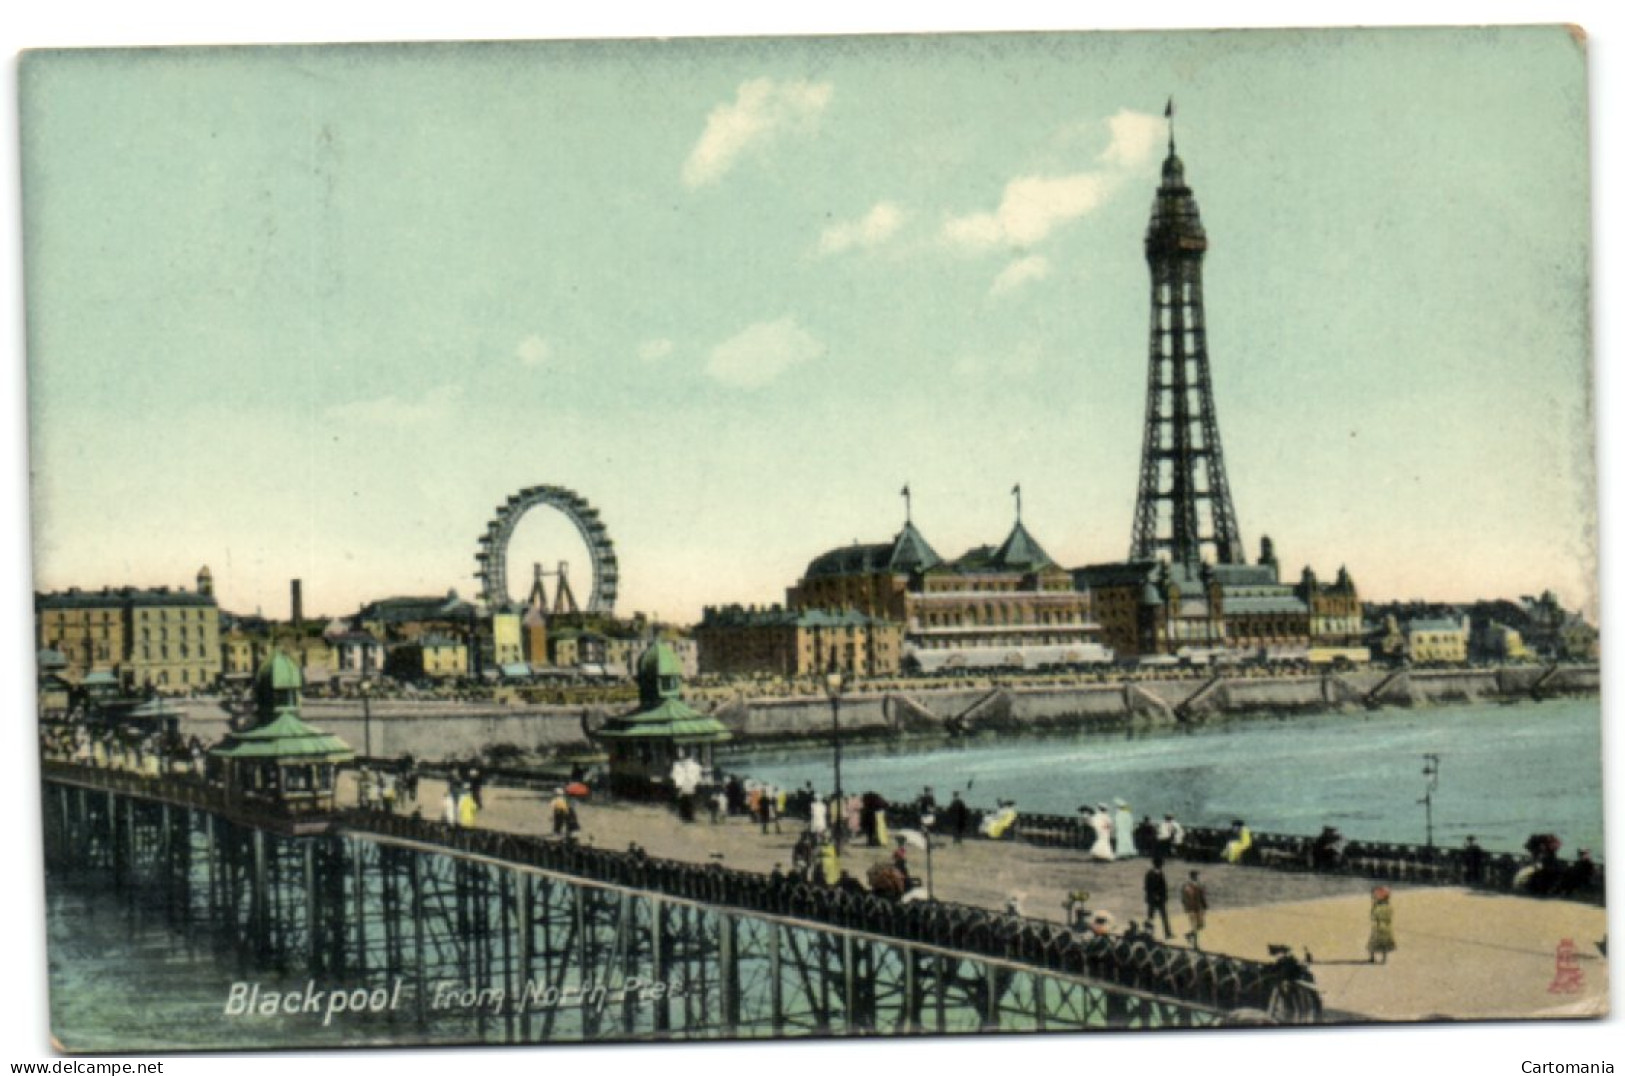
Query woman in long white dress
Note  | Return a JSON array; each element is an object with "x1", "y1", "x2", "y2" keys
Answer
[{"x1": 1089, "y1": 804, "x2": 1116, "y2": 861}]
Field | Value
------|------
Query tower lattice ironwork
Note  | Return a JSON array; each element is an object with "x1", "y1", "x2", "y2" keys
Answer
[{"x1": 1129, "y1": 107, "x2": 1245, "y2": 568}]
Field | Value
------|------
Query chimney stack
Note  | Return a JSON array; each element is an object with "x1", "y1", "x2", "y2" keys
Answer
[{"x1": 291, "y1": 579, "x2": 304, "y2": 627}]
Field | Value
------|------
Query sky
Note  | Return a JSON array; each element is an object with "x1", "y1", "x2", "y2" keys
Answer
[{"x1": 19, "y1": 27, "x2": 1597, "y2": 624}]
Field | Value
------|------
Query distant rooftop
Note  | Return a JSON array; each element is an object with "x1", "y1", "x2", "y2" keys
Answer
[
  {"x1": 702, "y1": 604, "x2": 890, "y2": 629},
  {"x1": 37, "y1": 585, "x2": 216, "y2": 610},
  {"x1": 1407, "y1": 617, "x2": 1465, "y2": 634}
]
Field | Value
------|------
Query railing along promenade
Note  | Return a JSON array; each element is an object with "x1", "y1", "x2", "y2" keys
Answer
[
  {"x1": 40, "y1": 761, "x2": 1310, "y2": 1026},
  {"x1": 877, "y1": 805, "x2": 1605, "y2": 904}
]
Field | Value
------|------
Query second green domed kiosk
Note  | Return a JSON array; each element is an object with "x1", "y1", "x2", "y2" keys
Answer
[{"x1": 594, "y1": 642, "x2": 731, "y2": 797}]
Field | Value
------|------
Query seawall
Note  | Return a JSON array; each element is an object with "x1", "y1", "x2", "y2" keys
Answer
[{"x1": 173, "y1": 664, "x2": 1599, "y2": 764}]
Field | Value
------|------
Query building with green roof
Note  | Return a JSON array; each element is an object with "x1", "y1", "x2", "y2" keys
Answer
[
  {"x1": 593, "y1": 643, "x2": 730, "y2": 796},
  {"x1": 209, "y1": 651, "x2": 353, "y2": 813}
]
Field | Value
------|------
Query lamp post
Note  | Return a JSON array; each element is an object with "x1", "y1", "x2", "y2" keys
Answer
[
  {"x1": 825, "y1": 668, "x2": 844, "y2": 848},
  {"x1": 360, "y1": 679, "x2": 373, "y2": 761},
  {"x1": 1419, "y1": 753, "x2": 1441, "y2": 850},
  {"x1": 921, "y1": 811, "x2": 936, "y2": 898}
]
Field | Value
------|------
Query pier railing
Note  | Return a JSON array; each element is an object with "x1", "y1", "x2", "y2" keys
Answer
[
  {"x1": 970, "y1": 809, "x2": 1604, "y2": 904},
  {"x1": 41, "y1": 759, "x2": 327, "y2": 821}
]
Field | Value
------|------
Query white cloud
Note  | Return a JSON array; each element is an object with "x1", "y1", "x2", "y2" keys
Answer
[
  {"x1": 1099, "y1": 109, "x2": 1162, "y2": 170},
  {"x1": 940, "y1": 109, "x2": 1162, "y2": 255},
  {"x1": 706, "y1": 317, "x2": 824, "y2": 388},
  {"x1": 325, "y1": 384, "x2": 461, "y2": 428},
  {"x1": 991, "y1": 254, "x2": 1051, "y2": 296},
  {"x1": 943, "y1": 173, "x2": 1112, "y2": 252},
  {"x1": 682, "y1": 78, "x2": 833, "y2": 188},
  {"x1": 638, "y1": 338, "x2": 675, "y2": 362},
  {"x1": 817, "y1": 202, "x2": 904, "y2": 255},
  {"x1": 516, "y1": 334, "x2": 552, "y2": 367}
]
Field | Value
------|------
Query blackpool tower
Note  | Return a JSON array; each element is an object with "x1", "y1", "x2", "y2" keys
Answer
[{"x1": 1128, "y1": 103, "x2": 1246, "y2": 569}]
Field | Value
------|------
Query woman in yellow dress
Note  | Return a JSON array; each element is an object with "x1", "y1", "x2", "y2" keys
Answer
[
  {"x1": 1221, "y1": 819, "x2": 1253, "y2": 864},
  {"x1": 1367, "y1": 886, "x2": 1396, "y2": 964},
  {"x1": 819, "y1": 837, "x2": 840, "y2": 886}
]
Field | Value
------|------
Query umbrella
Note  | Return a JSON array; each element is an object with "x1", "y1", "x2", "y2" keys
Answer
[
  {"x1": 893, "y1": 828, "x2": 929, "y2": 850},
  {"x1": 565, "y1": 782, "x2": 590, "y2": 798},
  {"x1": 861, "y1": 792, "x2": 889, "y2": 810}
]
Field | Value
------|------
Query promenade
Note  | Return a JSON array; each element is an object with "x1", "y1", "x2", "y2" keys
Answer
[{"x1": 384, "y1": 775, "x2": 1609, "y2": 1024}]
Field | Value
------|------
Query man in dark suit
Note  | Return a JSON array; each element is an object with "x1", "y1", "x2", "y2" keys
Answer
[{"x1": 1144, "y1": 857, "x2": 1173, "y2": 939}]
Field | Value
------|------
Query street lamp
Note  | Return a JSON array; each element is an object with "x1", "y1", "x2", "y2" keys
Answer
[
  {"x1": 360, "y1": 679, "x2": 374, "y2": 761},
  {"x1": 825, "y1": 668, "x2": 844, "y2": 847},
  {"x1": 921, "y1": 811, "x2": 936, "y2": 898},
  {"x1": 1419, "y1": 753, "x2": 1441, "y2": 850}
]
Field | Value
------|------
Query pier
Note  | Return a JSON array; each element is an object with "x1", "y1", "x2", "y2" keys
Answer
[{"x1": 44, "y1": 762, "x2": 1312, "y2": 1045}]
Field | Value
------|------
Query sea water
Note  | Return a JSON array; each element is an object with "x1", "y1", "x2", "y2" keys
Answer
[{"x1": 725, "y1": 697, "x2": 1607, "y2": 856}]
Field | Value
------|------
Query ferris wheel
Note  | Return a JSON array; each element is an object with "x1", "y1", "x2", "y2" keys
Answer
[{"x1": 475, "y1": 485, "x2": 619, "y2": 614}]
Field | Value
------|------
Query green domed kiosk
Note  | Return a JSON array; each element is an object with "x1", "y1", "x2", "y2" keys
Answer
[
  {"x1": 594, "y1": 642, "x2": 730, "y2": 797},
  {"x1": 210, "y1": 650, "x2": 354, "y2": 814}
]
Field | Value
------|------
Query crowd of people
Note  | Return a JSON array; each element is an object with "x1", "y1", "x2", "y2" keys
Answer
[
  {"x1": 675, "y1": 774, "x2": 1235, "y2": 949},
  {"x1": 685, "y1": 775, "x2": 962, "y2": 903},
  {"x1": 356, "y1": 758, "x2": 419, "y2": 814},
  {"x1": 41, "y1": 723, "x2": 206, "y2": 778},
  {"x1": 1065, "y1": 801, "x2": 1197, "y2": 864},
  {"x1": 676, "y1": 771, "x2": 1243, "y2": 945}
]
